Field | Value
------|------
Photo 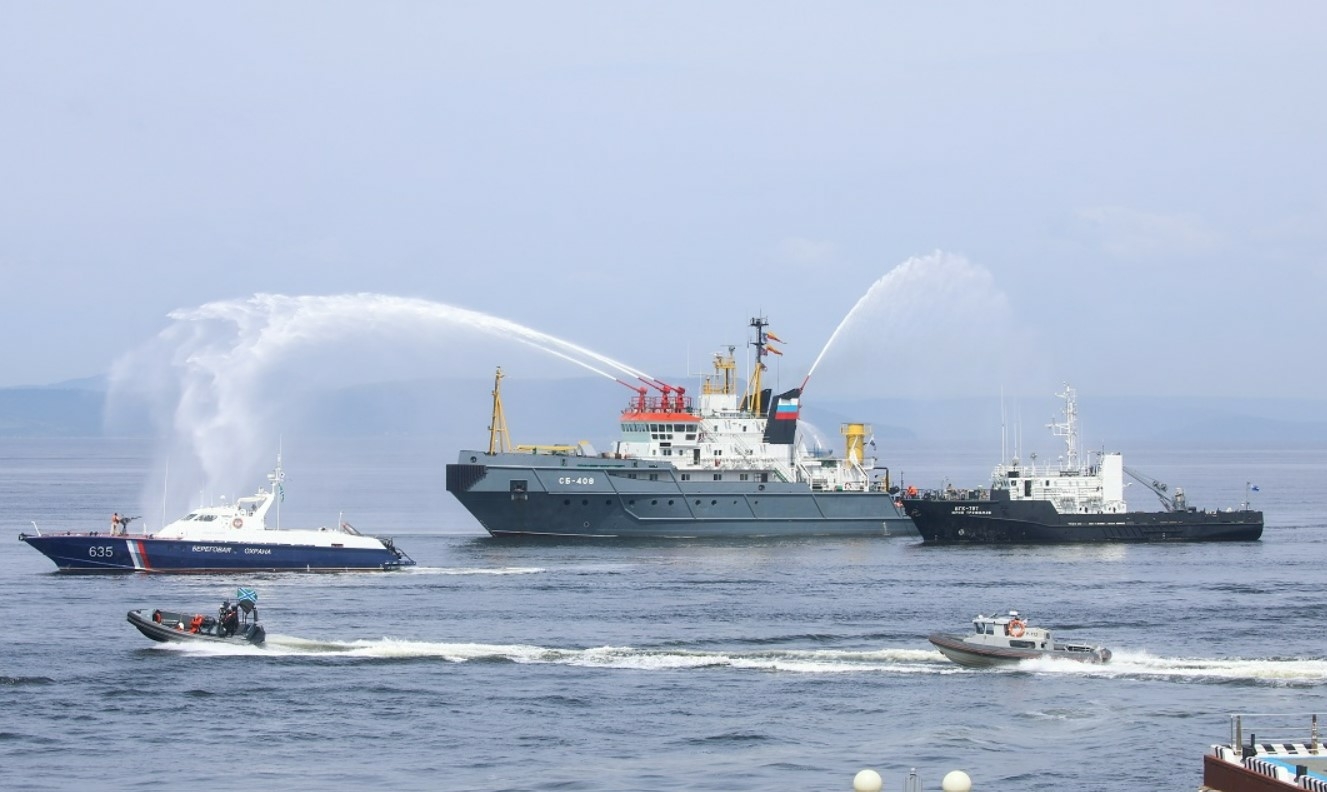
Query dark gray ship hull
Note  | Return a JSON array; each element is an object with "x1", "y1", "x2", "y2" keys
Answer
[
  {"x1": 446, "y1": 451, "x2": 915, "y2": 539},
  {"x1": 902, "y1": 494, "x2": 1263, "y2": 544}
]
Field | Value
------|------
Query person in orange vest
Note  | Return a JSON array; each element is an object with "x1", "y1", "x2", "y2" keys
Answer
[{"x1": 110, "y1": 512, "x2": 122, "y2": 536}]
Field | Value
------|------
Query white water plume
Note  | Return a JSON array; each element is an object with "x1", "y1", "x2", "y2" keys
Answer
[
  {"x1": 804, "y1": 251, "x2": 1035, "y2": 399},
  {"x1": 108, "y1": 293, "x2": 652, "y2": 509}
]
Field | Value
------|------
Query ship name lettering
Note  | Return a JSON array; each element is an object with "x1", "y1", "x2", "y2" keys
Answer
[
  {"x1": 952, "y1": 506, "x2": 991, "y2": 516},
  {"x1": 191, "y1": 545, "x2": 234, "y2": 553},
  {"x1": 558, "y1": 476, "x2": 596, "y2": 485},
  {"x1": 244, "y1": 548, "x2": 272, "y2": 555}
]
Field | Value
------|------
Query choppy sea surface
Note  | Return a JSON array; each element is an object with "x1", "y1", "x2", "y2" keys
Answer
[{"x1": 3, "y1": 437, "x2": 1325, "y2": 791}]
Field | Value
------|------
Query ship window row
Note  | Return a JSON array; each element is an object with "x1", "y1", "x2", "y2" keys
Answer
[
  {"x1": 185, "y1": 514, "x2": 219, "y2": 522},
  {"x1": 621, "y1": 423, "x2": 697, "y2": 433}
]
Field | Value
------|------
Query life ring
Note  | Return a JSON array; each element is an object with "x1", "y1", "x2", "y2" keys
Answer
[
  {"x1": 1008, "y1": 620, "x2": 1025, "y2": 638},
  {"x1": 232, "y1": 517, "x2": 243, "y2": 528},
  {"x1": 152, "y1": 609, "x2": 162, "y2": 623}
]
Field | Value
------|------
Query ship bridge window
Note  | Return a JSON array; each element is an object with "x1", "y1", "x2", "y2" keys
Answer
[{"x1": 1010, "y1": 640, "x2": 1036, "y2": 649}]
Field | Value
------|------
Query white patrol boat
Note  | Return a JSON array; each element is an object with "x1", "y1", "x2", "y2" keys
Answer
[
  {"x1": 20, "y1": 458, "x2": 414, "y2": 572},
  {"x1": 928, "y1": 610, "x2": 1112, "y2": 668}
]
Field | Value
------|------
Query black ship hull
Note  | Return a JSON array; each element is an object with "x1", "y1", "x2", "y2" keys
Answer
[{"x1": 902, "y1": 496, "x2": 1263, "y2": 544}]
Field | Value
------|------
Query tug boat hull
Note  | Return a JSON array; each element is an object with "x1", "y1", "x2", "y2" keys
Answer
[
  {"x1": 448, "y1": 453, "x2": 913, "y2": 539},
  {"x1": 904, "y1": 493, "x2": 1263, "y2": 545}
]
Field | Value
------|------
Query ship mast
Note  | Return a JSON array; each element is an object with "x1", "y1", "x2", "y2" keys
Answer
[
  {"x1": 1048, "y1": 384, "x2": 1080, "y2": 472},
  {"x1": 488, "y1": 367, "x2": 513, "y2": 454},
  {"x1": 744, "y1": 316, "x2": 783, "y2": 416}
]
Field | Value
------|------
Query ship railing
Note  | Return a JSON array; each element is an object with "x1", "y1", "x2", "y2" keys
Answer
[
  {"x1": 793, "y1": 456, "x2": 874, "y2": 491},
  {"x1": 1227, "y1": 713, "x2": 1324, "y2": 758}
]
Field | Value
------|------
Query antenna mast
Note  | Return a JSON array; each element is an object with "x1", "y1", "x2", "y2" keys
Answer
[{"x1": 1048, "y1": 384, "x2": 1080, "y2": 472}]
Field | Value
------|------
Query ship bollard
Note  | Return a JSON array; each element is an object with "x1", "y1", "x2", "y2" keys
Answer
[
  {"x1": 904, "y1": 767, "x2": 920, "y2": 791},
  {"x1": 852, "y1": 768, "x2": 971, "y2": 790},
  {"x1": 852, "y1": 769, "x2": 882, "y2": 791}
]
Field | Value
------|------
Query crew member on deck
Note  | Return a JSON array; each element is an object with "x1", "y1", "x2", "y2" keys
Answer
[
  {"x1": 111, "y1": 512, "x2": 122, "y2": 536},
  {"x1": 218, "y1": 601, "x2": 240, "y2": 637}
]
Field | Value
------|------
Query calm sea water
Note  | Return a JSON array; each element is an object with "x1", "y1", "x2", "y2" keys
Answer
[{"x1": 3, "y1": 437, "x2": 1325, "y2": 791}]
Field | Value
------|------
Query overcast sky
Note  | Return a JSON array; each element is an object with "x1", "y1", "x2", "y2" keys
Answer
[{"x1": 4, "y1": 3, "x2": 1325, "y2": 401}]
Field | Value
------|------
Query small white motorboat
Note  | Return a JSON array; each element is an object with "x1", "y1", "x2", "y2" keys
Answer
[{"x1": 928, "y1": 610, "x2": 1111, "y2": 668}]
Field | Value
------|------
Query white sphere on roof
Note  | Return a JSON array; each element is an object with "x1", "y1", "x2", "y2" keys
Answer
[
  {"x1": 852, "y1": 768, "x2": 882, "y2": 791},
  {"x1": 942, "y1": 770, "x2": 972, "y2": 791}
]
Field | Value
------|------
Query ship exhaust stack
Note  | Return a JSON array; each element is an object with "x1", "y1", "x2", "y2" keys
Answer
[
  {"x1": 762, "y1": 387, "x2": 802, "y2": 446},
  {"x1": 842, "y1": 423, "x2": 871, "y2": 464}
]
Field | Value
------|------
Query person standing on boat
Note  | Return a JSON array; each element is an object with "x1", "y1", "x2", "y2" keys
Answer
[
  {"x1": 218, "y1": 601, "x2": 239, "y2": 637},
  {"x1": 110, "y1": 512, "x2": 123, "y2": 536}
]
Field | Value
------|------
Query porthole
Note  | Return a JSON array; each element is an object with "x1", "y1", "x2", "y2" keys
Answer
[
  {"x1": 581, "y1": 499, "x2": 588, "y2": 506},
  {"x1": 469, "y1": 456, "x2": 478, "y2": 463},
  {"x1": 563, "y1": 499, "x2": 571, "y2": 506}
]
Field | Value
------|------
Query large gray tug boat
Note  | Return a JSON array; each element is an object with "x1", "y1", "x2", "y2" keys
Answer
[{"x1": 446, "y1": 318, "x2": 913, "y2": 539}]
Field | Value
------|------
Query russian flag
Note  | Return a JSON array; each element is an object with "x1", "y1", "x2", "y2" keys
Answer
[{"x1": 775, "y1": 398, "x2": 800, "y2": 420}]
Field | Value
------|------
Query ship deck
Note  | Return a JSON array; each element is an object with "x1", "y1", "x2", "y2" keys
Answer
[{"x1": 1203, "y1": 714, "x2": 1327, "y2": 791}]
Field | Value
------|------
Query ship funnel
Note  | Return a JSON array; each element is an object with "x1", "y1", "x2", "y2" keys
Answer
[{"x1": 841, "y1": 423, "x2": 871, "y2": 464}]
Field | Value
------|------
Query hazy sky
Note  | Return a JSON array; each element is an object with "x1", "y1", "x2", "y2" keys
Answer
[{"x1": 4, "y1": 3, "x2": 1325, "y2": 400}]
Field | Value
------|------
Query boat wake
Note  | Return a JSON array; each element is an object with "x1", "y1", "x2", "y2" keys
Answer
[
  {"x1": 1015, "y1": 650, "x2": 1327, "y2": 685},
  {"x1": 401, "y1": 566, "x2": 545, "y2": 576},
  {"x1": 149, "y1": 640, "x2": 1327, "y2": 684}
]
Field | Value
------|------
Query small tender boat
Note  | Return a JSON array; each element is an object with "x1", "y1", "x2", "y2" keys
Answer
[
  {"x1": 928, "y1": 610, "x2": 1111, "y2": 668},
  {"x1": 128, "y1": 588, "x2": 265, "y2": 646},
  {"x1": 20, "y1": 457, "x2": 414, "y2": 573}
]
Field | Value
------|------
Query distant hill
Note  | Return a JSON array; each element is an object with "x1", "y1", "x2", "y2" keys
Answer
[{"x1": 2, "y1": 377, "x2": 1325, "y2": 450}]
